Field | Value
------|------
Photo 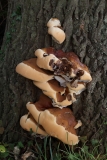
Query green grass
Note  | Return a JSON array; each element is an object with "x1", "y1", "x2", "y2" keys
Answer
[{"x1": 0, "y1": 137, "x2": 107, "y2": 160}]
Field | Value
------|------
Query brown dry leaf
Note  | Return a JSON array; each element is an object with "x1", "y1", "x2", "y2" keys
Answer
[{"x1": 21, "y1": 151, "x2": 35, "y2": 160}]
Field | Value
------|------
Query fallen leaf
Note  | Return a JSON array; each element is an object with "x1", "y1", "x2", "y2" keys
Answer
[{"x1": 21, "y1": 151, "x2": 34, "y2": 160}]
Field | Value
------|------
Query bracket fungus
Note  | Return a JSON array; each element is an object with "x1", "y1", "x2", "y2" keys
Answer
[
  {"x1": 33, "y1": 79, "x2": 73, "y2": 108},
  {"x1": 25, "y1": 94, "x2": 82, "y2": 145},
  {"x1": 16, "y1": 58, "x2": 54, "y2": 82},
  {"x1": 16, "y1": 46, "x2": 92, "y2": 145},
  {"x1": 47, "y1": 18, "x2": 61, "y2": 28},
  {"x1": 47, "y1": 18, "x2": 66, "y2": 44},
  {"x1": 16, "y1": 47, "x2": 92, "y2": 109},
  {"x1": 67, "y1": 82, "x2": 86, "y2": 95},
  {"x1": 34, "y1": 47, "x2": 92, "y2": 83},
  {"x1": 20, "y1": 113, "x2": 48, "y2": 136},
  {"x1": 35, "y1": 49, "x2": 60, "y2": 71}
]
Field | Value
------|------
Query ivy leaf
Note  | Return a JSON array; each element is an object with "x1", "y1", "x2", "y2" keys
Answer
[{"x1": 0, "y1": 145, "x2": 6, "y2": 153}]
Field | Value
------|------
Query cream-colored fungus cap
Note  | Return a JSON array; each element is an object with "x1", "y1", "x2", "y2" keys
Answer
[
  {"x1": 48, "y1": 27, "x2": 65, "y2": 44},
  {"x1": 42, "y1": 47, "x2": 56, "y2": 55},
  {"x1": 66, "y1": 82, "x2": 86, "y2": 103},
  {"x1": 68, "y1": 92, "x2": 77, "y2": 103},
  {"x1": 20, "y1": 113, "x2": 48, "y2": 136},
  {"x1": 79, "y1": 70, "x2": 92, "y2": 82},
  {"x1": 33, "y1": 79, "x2": 72, "y2": 108},
  {"x1": 33, "y1": 79, "x2": 65, "y2": 94},
  {"x1": 63, "y1": 52, "x2": 92, "y2": 82},
  {"x1": 26, "y1": 95, "x2": 81, "y2": 145},
  {"x1": 47, "y1": 18, "x2": 61, "y2": 27},
  {"x1": 35, "y1": 49, "x2": 60, "y2": 71},
  {"x1": 74, "y1": 120, "x2": 82, "y2": 129},
  {"x1": 16, "y1": 58, "x2": 53, "y2": 82}
]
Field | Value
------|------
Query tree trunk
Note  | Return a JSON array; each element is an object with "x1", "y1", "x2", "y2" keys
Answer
[{"x1": 0, "y1": 0, "x2": 107, "y2": 151}]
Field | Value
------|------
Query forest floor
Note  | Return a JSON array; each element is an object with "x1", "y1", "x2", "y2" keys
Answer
[{"x1": 0, "y1": 134, "x2": 107, "y2": 160}]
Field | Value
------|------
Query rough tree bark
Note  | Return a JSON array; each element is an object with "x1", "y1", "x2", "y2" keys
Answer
[{"x1": 0, "y1": 0, "x2": 107, "y2": 152}]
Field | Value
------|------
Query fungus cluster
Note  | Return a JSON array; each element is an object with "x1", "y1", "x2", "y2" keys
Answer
[
  {"x1": 16, "y1": 18, "x2": 92, "y2": 145},
  {"x1": 20, "y1": 94, "x2": 82, "y2": 145}
]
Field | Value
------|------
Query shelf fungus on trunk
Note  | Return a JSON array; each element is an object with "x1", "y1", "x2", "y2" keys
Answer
[
  {"x1": 47, "y1": 18, "x2": 66, "y2": 44},
  {"x1": 16, "y1": 47, "x2": 92, "y2": 108},
  {"x1": 56, "y1": 53, "x2": 92, "y2": 83},
  {"x1": 20, "y1": 113, "x2": 48, "y2": 136},
  {"x1": 25, "y1": 94, "x2": 82, "y2": 145},
  {"x1": 16, "y1": 47, "x2": 92, "y2": 145},
  {"x1": 47, "y1": 18, "x2": 61, "y2": 28},
  {"x1": 34, "y1": 47, "x2": 92, "y2": 83},
  {"x1": 67, "y1": 82, "x2": 86, "y2": 95},
  {"x1": 33, "y1": 79, "x2": 73, "y2": 108},
  {"x1": 16, "y1": 58, "x2": 54, "y2": 82},
  {"x1": 33, "y1": 47, "x2": 92, "y2": 106},
  {"x1": 35, "y1": 49, "x2": 61, "y2": 71}
]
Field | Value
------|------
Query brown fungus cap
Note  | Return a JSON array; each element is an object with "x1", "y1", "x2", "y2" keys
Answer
[
  {"x1": 42, "y1": 48, "x2": 92, "y2": 83},
  {"x1": 40, "y1": 108, "x2": 80, "y2": 145},
  {"x1": 61, "y1": 52, "x2": 92, "y2": 82},
  {"x1": 16, "y1": 58, "x2": 54, "y2": 82},
  {"x1": 27, "y1": 94, "x2": 53, "y2": 112},
  {"x1": 33, "y1": 79, "x2": 73, "y2": 108},
  {"x1": 42, "y1": 47, "x2": 56, "y2": 54},
  {"x1": 26, "y1": 95, "x2": 80, "y2": 145},
  {"x1": 43, "y1": 87, "x2": 72, "y2": 108}
]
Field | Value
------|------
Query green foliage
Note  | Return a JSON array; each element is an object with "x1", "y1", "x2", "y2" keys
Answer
[
  {"x1": 6, "y1": 5, "x2": 22, "y2": 44},
  {"x1": 60, "y1": 141, "x2": 107, "y2": 160},
  {"x1": 0, "y1": 145, "x2": 9, "y2": 159},
  {"x1": 0, "y1": 145, "x2": 6, "y2": 152},
  {"x1": 15, "y1": 5, "x2": 22, "y2": 16},
  {"x1": 0, "y1": 137, "x2": 107, "y2": 160},
  {"x1": 11, "y1": 5, "x2": 22, "y2": 21},
  {"x1": 11, "y1": 5, "x2": 21, "y2": 17},
  {"x1": 0, "y1": 151, "x2": 9, "y2": 159},
  {"x1": 6, "y1": 32, "x2": 11, "y2": 44},
  {"x1": 27, "y1": 140, "x2": 33, "y2": 147},
  {"x1": 17, "y1": 141, "x2": 24, "y2": 148}
]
